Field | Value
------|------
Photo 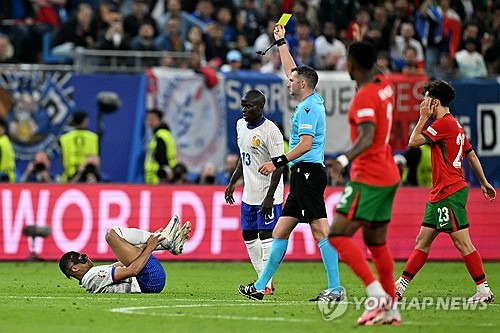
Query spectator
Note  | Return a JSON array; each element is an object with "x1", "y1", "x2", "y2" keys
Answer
[
  {"x1": 198, "y1": 162, "x2": 217, "y2": 184},
  {"x1": 221, "y1": 49, "x2": 242, "y2": 72},
  {"x1": 401, "y1": 46, "x2": 426, "y2": 75},
  {"x1": 346, "y1": 7, "x2": 371, "y2": 41},
  {"x1": 192, "y1": 0, "x2": 215, "y2": 25},
  {"x1": 20, "y1": 151, "x2": 53, "y2": 183},
  {"x1": 286, "y1": 18, "x2": 314, "y2": 59},
  {"x1": 0, "y1": 0, "x2": 37, "y2": 62},
  {"x1": 70, "y1": 154, "x2": 101, "y2": 183},
  {"x1": 235, "y1": 34, "x2": 253, "y2": 69},
  {"x1": 60, "y1": 111, "x2": 99, "y2": 182},
  {"x1": 390, "y1": 22, "x2": 425, "y2": 71},
  {"x1": 51, "y1": 3, "x2": 97, "y2": 56},
  {"x1": 253, "y1": 19, "x2": 276, "y2": 61},
  {"x1": 295, "y1": 40, "x2": 316, "y2": 67},
  {"x1": 482, "y1": 31, "x2": 500, "y2": 75},
  {"x1": 130, "y1": 22, "x2": 157, "y2": 51},
  {"x1": 0, "y1": 118, "x2": 15, "y2": 182},
  {"x1": 144, "y1": 109, "x2": 177, "y2": 184},
  {"x1": 154, "y1": 17, "x2": 184, "y2": 52},
  {"x1": 455, "y1": 38, "x2": 487, "y2": 78},
  {"x1": 206, "y1": 22, "x2": 229, "y2": 62},
  {"x1": 314, "y1": 21, "x2": 346, "y2": 70},
  {"x1": 0, "y1": 35, "x2": 14, "y2": 63},
  {"x1": 235, "y1": 0, "x2": 266, "y2": 45},
  {"x1": 376, "y1": 50, "x2": 392, "y2": 74},
  {"x1": 216, "y1": 153, "x2": 240, "y2": 185},
  {"x1": 95, "y1": 10, "x2": 131, "y2": 51},
  {"x1": 156, "y1": 0, "x2": 206, "y2": 41},
  {"x1": 187, "y1": 52, "x2": 218, "y2": 88},
  {"x1": 459, "y1": 22, "x2": 480, "y2": 50},
  {"x1": 215, "y1": 6, "x2": 236, "y2": 45},
  {"x1": 249, "y1": 56, "x2": 261, "y2": 71},
  {"x1": 433, "y1": 52, "x2": 459, "y2": 80},
  {"x1": 184, "y1": 25, "x2": 219, "y2": 67},
  {"x1": 123, "y1": 0, "x2": 157, "y2": 37},
  {"x1": 260, "y1": 49, "x2": 282, "y2": 73}
]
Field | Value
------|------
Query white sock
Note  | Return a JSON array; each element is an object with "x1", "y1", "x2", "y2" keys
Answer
[
  {"x1": 245, "y1": 238, "x2": 262, "y2": 277},
  {"x1": 477, "y1": 281, "x2": 491, "y2": 294},
  {"x1": 113, "y1": 227, "x2": 151, "y2": 245},
  {"x1": 261, "y1": 238, "x2": 273, "y2": 288},
  {"x1": 366, "y1": 280, "x2": 387, "y2": 298}
]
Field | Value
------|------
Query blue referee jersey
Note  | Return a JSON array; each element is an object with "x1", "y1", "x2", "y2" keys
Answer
[{"x1": 289, "y1": 92, "x2": 326, "y2": 167}]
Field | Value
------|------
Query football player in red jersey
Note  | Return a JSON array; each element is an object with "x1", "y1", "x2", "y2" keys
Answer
[
  {"x1": 328, "y1": 41, "x2": 402, "y2": 325},
  {"x1": 395, "y1": 80, "x2": 496, "y2": 303}
]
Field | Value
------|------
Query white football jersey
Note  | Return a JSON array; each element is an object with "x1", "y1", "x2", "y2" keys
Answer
[
  {"x1": 237, "y1": 118, "x2": 284, "y2": 205},
  {"x1": 80, "y1": 265, "x2": 141, "y2": 293}
]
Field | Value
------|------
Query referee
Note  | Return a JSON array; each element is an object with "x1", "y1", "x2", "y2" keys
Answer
[{"x1": 238, "y1": 24, "x2": 342, "y2": 302}]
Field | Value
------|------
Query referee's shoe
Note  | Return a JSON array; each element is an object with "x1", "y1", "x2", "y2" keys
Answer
[{"x1": 238, "y1": 282, "x2": 264, "y2": 300}]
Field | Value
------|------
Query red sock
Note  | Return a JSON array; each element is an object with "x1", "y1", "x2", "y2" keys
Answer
[
  {"x1": 368, "y1": 244, "x2": 396, "y2": 298},
  {"x1": 401, "y1": 249, "x2": 429, "y2": 281},
  {"x1": 463, "y1": 251, "x2": 486, "y2": 285},
  {"x1": 329, "y1": 236, "x2": 376, "y2": 287}
]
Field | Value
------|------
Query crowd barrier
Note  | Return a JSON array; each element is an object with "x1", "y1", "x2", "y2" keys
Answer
[{"x1": 1, "y1": 184, "x2": 498, "y2": 261}]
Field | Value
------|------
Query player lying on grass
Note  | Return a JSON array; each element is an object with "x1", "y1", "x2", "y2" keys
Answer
[
  {"x1": 59, "y1": 215, "x2": 191, "y2": 293},
  {"x1": 395, "y1": 81, "x2": 496, "y2": 303}
]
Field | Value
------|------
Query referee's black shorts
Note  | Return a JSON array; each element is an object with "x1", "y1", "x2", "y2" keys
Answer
[{"x1": 281, "y1": 162, "x2": 327, "y2": 223}]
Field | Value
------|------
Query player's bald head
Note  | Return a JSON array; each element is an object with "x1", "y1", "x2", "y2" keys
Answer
[{"x1": 242, "y1": 90, "x2": 266, "y2": 107}]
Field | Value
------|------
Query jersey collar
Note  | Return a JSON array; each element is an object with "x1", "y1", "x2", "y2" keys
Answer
[{"x1": 246, "y1": 117, "x2": 266, "y2": 129}]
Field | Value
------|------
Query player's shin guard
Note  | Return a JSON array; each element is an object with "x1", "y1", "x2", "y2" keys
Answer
[
  {"x1": 401, "y1": 249, "x2": 428, "y2": 282},
  {"x1": 254, "y1": 239, "x2": 288, "y2": 291},
  {"x1": 318, "y1": 238, "x2": 341, "y2": 292},
  {"x1": 368, "y1": 244, "x2": 396, "y2": 298},
  {"x1": 329, "y1": 236, "x2": 376, "y2": 287}
]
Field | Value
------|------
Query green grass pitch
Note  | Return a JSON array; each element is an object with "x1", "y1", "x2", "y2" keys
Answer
[{"x1": 1, "y1": 261, "x2": 499, "y2": 332}]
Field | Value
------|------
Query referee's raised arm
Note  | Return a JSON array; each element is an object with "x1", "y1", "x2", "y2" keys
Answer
[{"x1": 273, "y1": 24, "x2": 296, "y2": 78}]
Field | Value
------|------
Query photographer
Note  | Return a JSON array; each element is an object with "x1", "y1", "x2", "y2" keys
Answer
[
  {"x1": 70, "y1": 155, "x2": 101, "y2": 184},
  {"x1": 20, "y1": 151, "x2": 53, "y2": 183}
]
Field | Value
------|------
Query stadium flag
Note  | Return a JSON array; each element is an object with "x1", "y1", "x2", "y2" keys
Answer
[
  {"x1": 146, "y1": 68, "x2": 227, "y2": 173},
  {"x1": 0, "y1": 184, "x2": 498, "y2": 261}
]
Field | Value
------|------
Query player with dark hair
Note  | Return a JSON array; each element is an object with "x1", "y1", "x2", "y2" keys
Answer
[
  {"x1": 225, "y1": 89, "x2": 284, "y2": 295},
  {"x1": 238, "y1": 24, "x2": 342, "y2": 302},
  {"x1": 59, "y1": 216, "x2": 192, "y2": 293},
  {"x1": 395, "y1": 80, "x2": 496, "y2": 303},
  {"x1": 328, "y1": 41, "x2": 402, "y2": 325}
]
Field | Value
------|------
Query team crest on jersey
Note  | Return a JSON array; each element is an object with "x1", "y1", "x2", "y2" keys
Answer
[
  {"x1": 251, "y1": 135, "x2": 261, "y2": 148},
  {"x1": 0, "y1": 71, "x2": 74, "y2": 160}
]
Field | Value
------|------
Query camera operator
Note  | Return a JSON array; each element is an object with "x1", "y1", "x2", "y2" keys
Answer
[
  {"x1": 20, "y1": 151, "x2": 53, "y2": 183},
  {"x1": 70, "y1": 155, "x2": 101, "y2": 184}
]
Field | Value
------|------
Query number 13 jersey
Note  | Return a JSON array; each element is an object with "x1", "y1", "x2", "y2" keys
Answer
[
  {"x1": 236, "y1": 118, "x2": 284, "y2": 205},
  {"x1": 422, "y1": 113, "x2": 472, "y2": 203}
]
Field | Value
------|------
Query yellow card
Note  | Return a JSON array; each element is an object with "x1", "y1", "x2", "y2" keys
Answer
[{"x1": 277, "y1": 13, "x2": 292, "y2": 26}]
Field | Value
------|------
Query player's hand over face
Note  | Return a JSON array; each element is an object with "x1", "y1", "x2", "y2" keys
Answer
[
  {"x1": 274, "y1": 24, "x2": 285, "y2": 41},
  {"x1": 146, "y1": 233, "x2": 165, "y2": 249},
  {"x1": 260, "y1": 196, "x2": 274, "y2": 218},
  {"x1": 330, "y1": 160, "x2": 343, "y2": 183},
  {"x1": 419, "y1": 92, "x2": 433, "y2": 119},
  {"x1": 259, "y1": 161, "x2": 276, "y2": 176},
  {"x1": 225, "y1": 183, "x2": 236, "y2": 204},
  {"x1": 481, "y1": 182, "x2": 496, "y2": 202}
]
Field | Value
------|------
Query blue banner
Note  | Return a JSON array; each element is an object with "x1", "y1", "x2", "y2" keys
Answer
[
  {"x1": 450, "y1": 78, "x2": 500, "y2": 187},
  {"x1": 223, "y1": 71, "x2": 288, "y2": 153}
]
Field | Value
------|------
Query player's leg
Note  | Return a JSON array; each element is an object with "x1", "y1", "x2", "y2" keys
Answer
[
  {"x1": 105, "y1": 228, "x2": 143, "y2": 266},
  {"x1": 257, "y1": 203, "x2": 282, "y2": 294},
  {"x1": 450, "y1": 229, "x2": 494, "y2": 303},
  {"x1": 254, "y1": 216, "x2": 299, "y2": 290},
  {"x1": 396, "y1": 226, "x2": 438, "y2": 299},
  {"x1": 309, "y1": 217, "x2": 342, "y2": 301},
  {"x1": 241, "y1": 203, "x2": 263, "y2": 278}
]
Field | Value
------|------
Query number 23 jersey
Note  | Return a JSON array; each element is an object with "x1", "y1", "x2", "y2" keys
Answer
[
  {"x1": 237, "y1": 118, "x2": 284, "y2": 205},
  {"x1": 422, "y1": 114, "x2": 472, "y2": 202}
]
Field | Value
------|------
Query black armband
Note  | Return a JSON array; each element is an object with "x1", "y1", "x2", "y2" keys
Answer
[
  {"x1": 275, "y1": 38, "x2": 286, "y2": 46},
  {"x1": 271, "y1": 154, "x2": 289, "y2": 168}
]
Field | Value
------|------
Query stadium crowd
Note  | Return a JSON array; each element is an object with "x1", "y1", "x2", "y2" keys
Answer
[{"x1": 0, "y1": 0, "x2": 498, "y2": 78}]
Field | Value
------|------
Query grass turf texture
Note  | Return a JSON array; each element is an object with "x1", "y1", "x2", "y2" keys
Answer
[{"x1": 0, "y1": 261, "x2": 499, "y2": 332}]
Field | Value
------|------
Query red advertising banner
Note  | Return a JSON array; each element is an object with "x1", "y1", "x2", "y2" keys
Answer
[
  {"x1": 387, "y1": 73, "x2": 429, "y2": 151},
  {"x1": 0, "y1": 184, "x2": 498, "y2": 261}
]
